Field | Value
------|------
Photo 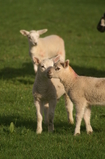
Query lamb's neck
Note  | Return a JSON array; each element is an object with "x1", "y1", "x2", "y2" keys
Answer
[
  {"x1": 29, "y1": 39, "x2": 42, "y2": 48},
  {"x1": 60, "y1": 66, "x2": 78, "y2": 93},
  {"x1": 29, "y1": 42, "x2": 36, "y2": 49},
  {"x1": 36, "y1": 72, "x2": 51, "y2": 90},
  {"x1": 37, "y1": 72, "x2": 49, "y2": 83},
  {"x1": 29, "y1": 43, "x2": 35, "y2": 56},
  {"x1": 29, "y1": 42, "x2": 42, "y2": 54}
]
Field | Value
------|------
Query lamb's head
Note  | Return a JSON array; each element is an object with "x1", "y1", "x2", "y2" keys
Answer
[
  {"x1": 20, "y1": 29, "x2": 48, "y2": 45},
  {"x1": 97, "y1": 13, "x2": 105, "y2": 32},
  {"x1": 47, "y1": 60, "x2": 70, "y2": 79},
  {"x1": 33, "y1": 55, "x2": 60, "y2": 77}
]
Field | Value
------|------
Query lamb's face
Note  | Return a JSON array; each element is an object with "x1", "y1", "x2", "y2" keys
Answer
[
  {"x1": 28, "y1": 31, "x2": 39, "y2": 46},
  {"x1": 20, "y1": 29, "x2": 48, "y2": 46},
  {"x1": 47, "y1": 60, "x2": 69, "y2": 79},
  {"x1": 33, "y1": 55, "x2": 60, "y2": 76},
  {"x1": 47, "y1": 62, "x2": 63, "y2": 79},
  {"x1": 39, "y1": 59, "x2": 54, "y2": 76}
]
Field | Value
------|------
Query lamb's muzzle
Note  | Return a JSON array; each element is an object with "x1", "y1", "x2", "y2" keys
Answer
[
  {"x1": 33, "y1": 42, "x2": 37, "y2": 46},
  {"x1": 47, "y1": 68, "x2": 53, "y2": 79}
]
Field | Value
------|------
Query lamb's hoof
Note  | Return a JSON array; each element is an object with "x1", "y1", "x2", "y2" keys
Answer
[
  {"x1": 36, "y1": 129, "x2": 42, "y2": 134},
  {"x1": 69, "y1": 120, "x2": 74, "y2": 125},
  {"x1": 87, "y1": 131, "x2": 93, "y2": 135},
  {"x1": 68, "y1": 117, "x2": 74, "y2": 125},
  {"x1": 48, "y1": 125, "x2": 54, "y2": 133},
  {"x1": 48, "y1": 130, "x2": 54, "y2": 133},
  {"x1": 74, "y1": 132, "x2": 80, "y2": 136},
  {"x1": 48, "y1": 128, "x2": 54, "y2": 133}
]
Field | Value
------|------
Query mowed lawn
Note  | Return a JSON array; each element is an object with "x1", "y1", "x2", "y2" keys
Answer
[{"x1": 0, "y1": 0, "x2": 105, "y2": 158}]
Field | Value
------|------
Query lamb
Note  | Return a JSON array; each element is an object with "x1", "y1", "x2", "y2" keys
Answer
[
  {"x1": 97, "y1": 12, "x2": 105, "y2": 32},
  {"x1": 32, "y1": 55, "x2": 74, "y2": 134},
  {"x1": 20, "y1": 29, "x2": 65, "y2": 73},
  {"x1": 47, "y1": 59, "x2": 105, "y2": 135}
]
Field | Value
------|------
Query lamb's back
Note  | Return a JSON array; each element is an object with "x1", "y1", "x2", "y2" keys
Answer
[{"x1": 71, "y1": 76, "x2": 105, "y2": 105}]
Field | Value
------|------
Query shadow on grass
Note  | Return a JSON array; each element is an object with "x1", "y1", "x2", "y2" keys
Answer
[
  {"x1": 0, "y1": 114, "x2": 50, "y2": 133},
  {"x1": 54, "y1": 121, "x2": 103, "y2": 135},
  {"x1": 72, "y1": 65, "x2": 105, "y2": 77},
  {"x1": 100, "y1": 114, "x2": 105, "y2": 118},
  {"x1": 0, "y1": 62, "x2": 105, "y2": 84},
  {"x1": 0, "y1": 114, "x2": 73, "y2": 134},
  {"x1": 0, "y1": 114, "x2": 104, "y2": 135},
  {"x1": 0, "y1": 62, "x2": 35, "y2": 80},
  {"x1": 0, "y1": 114, "x2": 36, "y2": 132},
  {"x1": 54, "y1": 122, "x2": 75, "y2": 134}
]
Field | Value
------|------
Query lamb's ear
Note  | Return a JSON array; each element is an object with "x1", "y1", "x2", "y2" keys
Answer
[
  {"x1": 63, "y1": 60, "x2": 70, "y2": 68},
  {"x1": 20, "y1": 30, "x2": 29, "y2": 36},
  {"x1": 33, "y1": 57, "x2": 40, "y2": 65},
  {"x1": 37, "y1": 29, "x2": 48, "y2": 35},
  {"x1": 53, "y1": 55, "x2": 60, "y2": 64}
]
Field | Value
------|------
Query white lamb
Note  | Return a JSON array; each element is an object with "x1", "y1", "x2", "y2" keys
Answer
[
  {"x1": 47, "y1": 59, "x2": 105, "y2": 135},
  {"x1": 32, "y1": 56, "x2": 74, "y2": 134},
  {"x1": 20, "y1": 29, "x2": 65, "y2": 73}
]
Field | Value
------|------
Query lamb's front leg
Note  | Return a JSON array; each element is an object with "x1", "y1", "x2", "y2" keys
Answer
[
  {"x1": 48, "y1": 99, "x2": 57, "y2": 132},
  {"x1": 83, "y1": 106, "x2": 93, "y2": 134},
  {"x1": 34, "y1": 100, "x2": 43, "y2": 134},
  {"x1": 74, "y1": 104, "x2": 86, "y2": 136},
  {"x1": 64, "y1": 93, "x2": 74, "y2": 124}
]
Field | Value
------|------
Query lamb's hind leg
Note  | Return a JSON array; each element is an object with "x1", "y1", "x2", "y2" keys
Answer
[
  {"x1": 83, "y1": 106, "x2": 93, "y2": 134},
  {"x1": 44, "y1": 103, "x2": 49, "y2": 125},
  {"x1": 64, "y1": 93, "x2": 74, "y2": 124},
  {"x1": 48, "y1": 99, "x2": 57, "y2": 132}
]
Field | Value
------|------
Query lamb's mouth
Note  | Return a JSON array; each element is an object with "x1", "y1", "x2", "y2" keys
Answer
[
  {"x1": 47, "y1": 74, "x2": 52, "y2": 79},
  {"x1": 33, "y1": 42, "x2": 37, "y2": 46},
  {"x1": 47, "y1": 72, "x2": 53, "y2": 79}
]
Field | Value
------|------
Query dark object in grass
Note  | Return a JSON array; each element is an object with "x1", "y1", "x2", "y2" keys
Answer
[{"x1": 97, "y1": 13, "x2": 105, "y2": 32}]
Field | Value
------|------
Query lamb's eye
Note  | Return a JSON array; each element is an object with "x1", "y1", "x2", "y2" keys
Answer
[
  {"x1": 28, "y1": 36, "x2": 31, "y2": 40},
  {"x1": 41, "y1": 65, "x2": 45, "y2": 68},
  {"x1": 55, "y1": 67, "x2": 60, "y2": 71}
]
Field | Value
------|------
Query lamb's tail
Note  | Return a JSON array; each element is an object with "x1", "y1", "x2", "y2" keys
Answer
[{"x1": 97, "y1": 12, "x2": 105, "y2": 32}]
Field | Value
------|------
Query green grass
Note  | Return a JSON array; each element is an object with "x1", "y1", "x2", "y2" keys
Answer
[{"x1": 0, "y1": 0, "x2": 105, "y2": 158}]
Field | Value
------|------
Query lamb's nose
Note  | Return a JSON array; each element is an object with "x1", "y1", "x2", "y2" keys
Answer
[
  {"x1": 47, "y1": 69, "x2": 52, "y2": 78},
  {"x1": 34, "y1": 42, "x2": 37, "y2": 46},
  {"x1": 48, "y1": 69, "x2": 51, "y2": 74},
  {"x1": 47, "y1": 69, "x2": 51, "y2": 75}
]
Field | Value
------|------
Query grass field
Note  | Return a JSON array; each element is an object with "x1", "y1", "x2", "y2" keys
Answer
[{"x1": 0, "y1": 0, "x2": 105, "y2": 158}]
